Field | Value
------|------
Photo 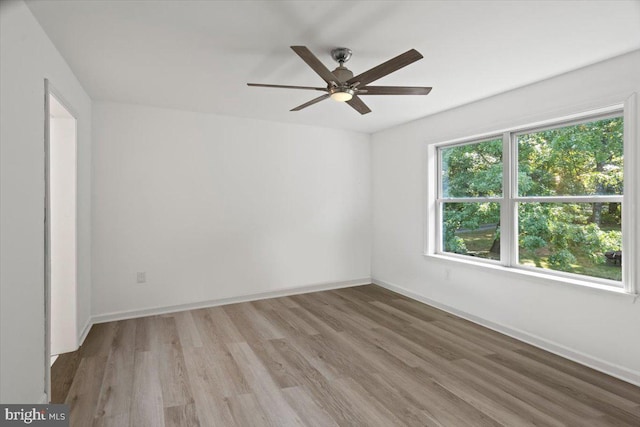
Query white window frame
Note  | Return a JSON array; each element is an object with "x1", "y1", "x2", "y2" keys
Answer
[
  {"x1": 426, "y1": 94, "x2": 637, "y2": 295},
  {"x1": 435, "y1": 135, "x2": 504, "y2": 267}
]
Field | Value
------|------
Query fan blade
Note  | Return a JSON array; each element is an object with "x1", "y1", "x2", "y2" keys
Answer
[
  {"x1": 359, "y1": 86, "x2": 432, "y2": 95},
  {"x1": 291, "y1": 46, "x2": 339, "y2": 85},
  {"x1": 290, "y1": 94, "x2": 330, "y2": 111},
  {"x1": 346, "y1": 96, "x2": 371, "y2": 115},
  {"x1": 248, "y1": 83, "x2": 327, "y2": 92},
  {"x1": 347, "y1": 49, "x2": 423, "y2": 87}
]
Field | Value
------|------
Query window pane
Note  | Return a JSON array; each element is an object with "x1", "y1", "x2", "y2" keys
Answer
[
  {"x1": 442, "y1": 202, "x2": 501, "y2": 260},
  {"x1": 441, "y1": 138, "x2": 502, "y2": 198},
  {"x1": 518, "y1": 202, "x2": 622, "y2": 281},
  {"x1": 518, "y1": 117, "x2": 623, "y2": 196}
]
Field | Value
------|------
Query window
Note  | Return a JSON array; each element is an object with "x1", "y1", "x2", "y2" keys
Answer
[
  {"x1": 433, "y1": 106, "x2": 634, "y2": 291},
  {"x1": 516, "y1": 117, "x2": 623, "y2": 282},
  {"x1": 440, "y1": 138, "x2": 503, "y2": 261}
]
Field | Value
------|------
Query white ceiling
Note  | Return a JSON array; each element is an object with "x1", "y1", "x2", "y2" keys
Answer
[{"x1": 26, "y1": 0, "x2": 640, "y2": 133}]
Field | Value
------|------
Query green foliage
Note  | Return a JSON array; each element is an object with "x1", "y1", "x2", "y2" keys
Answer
[
  {"x1": 521, "y1": 235, "x2": 546, "y2": 251},
  {"x1": 518, "y1": 118, "x2": 623, "y2": 196},
  {"x1": 446, "y1": 236, "x2": 468, "y2": 254},
  {"x1": 442, "y1": 138, "x2": 502, "y2": 198},
  {"x1": 442, "y1": 117, "x2": 623, "y2": 280},
  {"x1": 548, "y1": 249, "x2": 577, "y2": 269},
  {"x1": 443, "y1": 203, "x2": 500, "y2": 255},
  {"x1": 518, "y1": 203, "x2": 622, "y2": 272}
]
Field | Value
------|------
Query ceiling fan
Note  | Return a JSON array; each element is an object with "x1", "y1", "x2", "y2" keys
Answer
[{"x1": 247, "y1": 46, "x2": 432, "y2": 115}]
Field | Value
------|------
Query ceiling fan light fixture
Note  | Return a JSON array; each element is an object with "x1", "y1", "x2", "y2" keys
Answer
[{"x1": 329, "y1": 88, "x2": 354, "y2": 102}]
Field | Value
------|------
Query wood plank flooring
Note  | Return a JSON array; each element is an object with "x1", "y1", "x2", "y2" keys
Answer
[{"x1": 52, "y1": 285, "x2": 640, "y2": 426}]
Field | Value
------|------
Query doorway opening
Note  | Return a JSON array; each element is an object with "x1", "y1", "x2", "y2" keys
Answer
[{"x1": 45, "y1": 82, "x2": 78, "y2": 401}]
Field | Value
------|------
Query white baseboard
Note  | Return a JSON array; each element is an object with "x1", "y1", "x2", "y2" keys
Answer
[
  {"x1": 91, "y1": 278, "x2": 371, "y2": 325},
  {"x1": 77, "y1": 317, "x2": 92, "y2": 348},
  {"x1": 372, "y1": 277, "x2": 640, "y2": 387}
]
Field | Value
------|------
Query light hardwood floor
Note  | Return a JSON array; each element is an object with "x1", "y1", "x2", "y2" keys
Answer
[{"x1": 52, "y1": 285, "x2": 640, "y2": 426}]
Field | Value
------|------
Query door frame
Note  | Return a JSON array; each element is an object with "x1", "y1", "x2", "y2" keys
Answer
[{"x1": 44, "y1": 79, "x2": 79, "y2": 402}]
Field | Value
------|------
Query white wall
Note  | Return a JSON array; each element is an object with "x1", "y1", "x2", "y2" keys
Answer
[
  {"x1": 372, "y1": 50, "x2": 640, "y2": 384},
  {"x1": 91, "y1": 103, "x2": 371, "y2": 317},
  {"x1": 0, "y1": 0, "x2": 92, "y2": 403},
  {"x1": 50, "y1": 110, "x2": 78, "y2": 356}
]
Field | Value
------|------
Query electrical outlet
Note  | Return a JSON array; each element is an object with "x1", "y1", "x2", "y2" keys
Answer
[{"x1": 136, "y1": 272, "x2": 146, "y2": 283}]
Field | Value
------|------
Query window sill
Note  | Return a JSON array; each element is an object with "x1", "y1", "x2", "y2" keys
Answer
[{"x1": 424, "y1": 253, "x2": 637, "y2": 299}]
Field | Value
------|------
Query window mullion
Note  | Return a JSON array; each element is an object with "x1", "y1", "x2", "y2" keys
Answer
[
  {"x1": 435, "y1": 201, "x2": 441, "y2": 253},
  {"x1": 515, "y1": 196, "x2": 623, "y2": 203},
  {"x1": 435, "y1": 148, "x2": 443, "y2": 253},
  {"x1": 501, "y1": 132, "x2": 514, "y2": 267},
  {"x1": 436, "y1": 197, "x2": 502, "y2": 203},
  {"x1": 511, "y1": 133, "x2": 520, "y2": 269}
]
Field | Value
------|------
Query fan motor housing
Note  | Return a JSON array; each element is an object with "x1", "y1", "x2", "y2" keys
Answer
[{"x1": 331, "y1": 66, "x2": 354, "y2": 83}]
